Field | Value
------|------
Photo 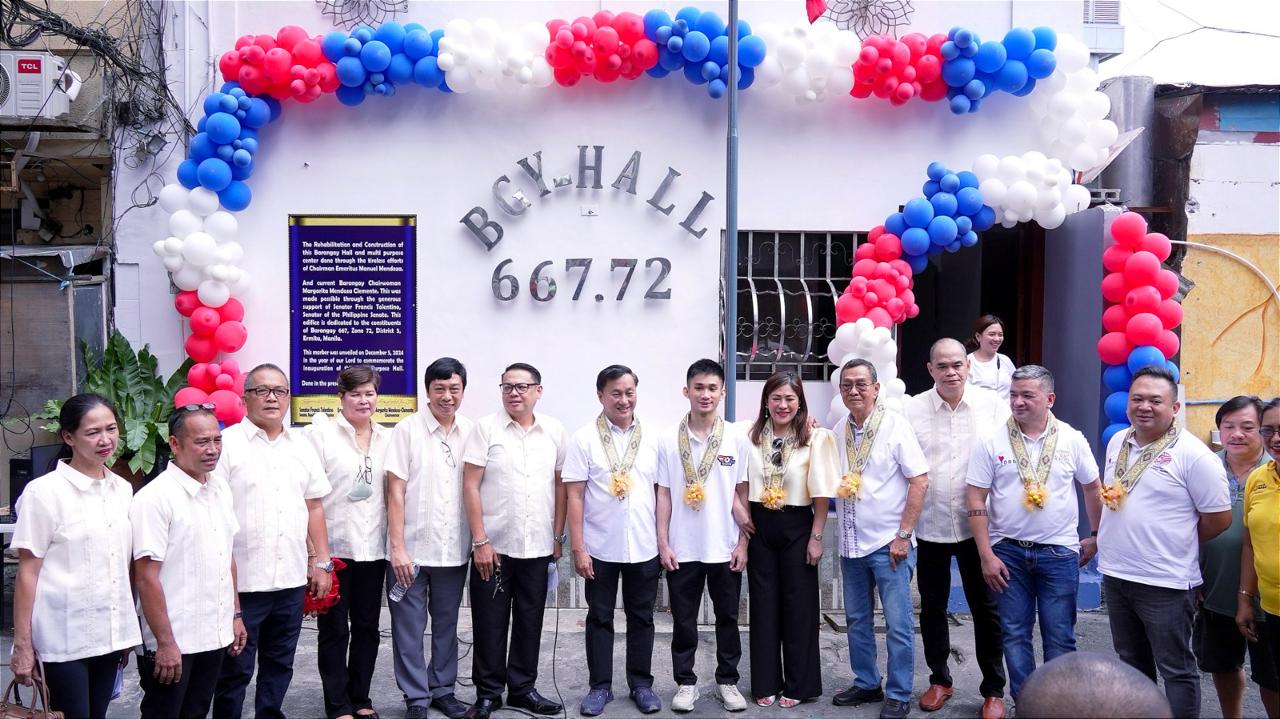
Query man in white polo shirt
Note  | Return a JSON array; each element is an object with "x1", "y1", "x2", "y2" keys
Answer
[
  {"x1": 1099, "y1": 365, "x2": 1232, "y2": 719},
  {"x1": 212, "y1": 363, "x2": 333, "y2": 719},
  {"x1": 385, "y1": 357, "x2": 474, "y2": 719},
  {"x1": 132, "y1": 405, "x2": 247, "y2": 718},
  {"x1": 966, "y1": 365, "x2": 1102, "y2": 702},
  {"x1": 904, "y1": 338, "x2": 1010, "y2": 719},
  {"x1": 461, "y1": 362, "x2": 567, "y2": 719},
  {"x1": 830, "y1": 359, "x2": 930, "y2": 719},
  {"x1": 565, "y1": 365, "x2": 663, "y2": 716}
]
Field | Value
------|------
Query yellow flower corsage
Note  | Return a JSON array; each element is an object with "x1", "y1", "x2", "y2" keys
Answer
[
  {"x1": 837, "y1": 471, "x2": 861, "y2": 500},
  {"x1": 761, "y1": 484, "x2": 786, "y2": 511},
  {"x1": 610, "y1": 471, "x2": 630, "y2": 500},
  {"x1": 1023, "y1": 484, "x2": 1047, "y2": 510},
  {"x1": 683, "y1": 483, "x2": 705, "y2": 510},
  {"x1": 1099, "y1": 482, "x2": 1126, "y2": 511}
]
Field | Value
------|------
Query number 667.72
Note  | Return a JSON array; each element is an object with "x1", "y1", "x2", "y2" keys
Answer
[{"x1": 490, "y1": 257, "x2": 672, "y2": 302}]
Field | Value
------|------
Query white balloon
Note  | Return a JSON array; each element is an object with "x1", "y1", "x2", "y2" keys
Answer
[
  {"x1": 520, "y1": 22, "x2": 549, "y2": 51},
  {"x1": 755, "y1": 56, "x2": 783, "y2": 87},
  {"x1": 886, "y1": 378, "x2": 906, "y2": 397},
  {"x1": 1069, "y1": 144, "x2": 1100, "y2": 171},
  {"x1": 206, "y1": 264, "x2": 231, "y2": 282},
  {"x1": 1067, "y1": 68, "x2": 1100, "y2": 94},
  {"x1": 1079, "y1": 91, "x2": 1111, "y2": 121},
  {"x1": 181, "y1": 232, "x2": 219, "y2": 267},
  {"x1": 868, "y1": 326, "x2": 891, "y2": 346},
  {"x1": 997, "y1": 155, "x2": 1026, "y2": 184},
  {"x1": 162, "y1": 255, "x2": 185, "y2": 272},
  {"x1": 973, "y1": 154, "x2": 1000, "y2": 179},
  {"x1": 473, "y1": 18, "x2": 500, "y2": 47},
  {"x1": 777, "y1": 38, "x2": 805, "y2": 70},
  {"x1": 1048, "y1": 91, "x2": 1080, "y2": 118},
  {"x1": 1040, "y1": 68, "x2": 1068, "y2": 95},
  {"x1": 530, "y1": 61, "x2": 553, "y2": 87},
  {"x1": 1055, "y1": 36, "x2": 1090, "y2": 74},
  {"x1": 1087, "y1": 119, "x2": 1120, "y2": 149},
  {"x1": 168, "y1": 209, "x2": 202, "y2": 238},
  {"x1": 171, "y1": 265, "x2": 203, "y2": 291},
  {"x1": 832, "y1": 322, "x2": 861, "y2": 355},
  {"x1": 1006, "y1": 181, "x2": 1038, "y2": 213},
  {"x1": 162, "y1": 237, "x2": 184, "y2": 256},
  {"x1": 230, "y1": 269, "x2": 251, "y2": 294},
  {"x1": 1036, "y1": 186, "x2": 1063, "y2": 212},
  {"x1": 1063, "y1": 183, "x2": 1092, "y2": 213},
  {"x1": 829, "y1": 394, "x2": 846, "y2": 420},
  {"x1": 436, "y1": 52, "x2": 456, "y2": 72},
  {"x1": 783, "y1": 67, "x2": 811, "y2": 96},
  {"x1": 833, "y1": 31, "x2": 861, "y2": 65},
  {"x1": 853, "y1": 317, "x2": 874, "y2": 339},
  {"x1": 187, "y1": 187, "x2": 220, "y2": 217},
  {"x1": 197, "y1": 280, "x2": 231, "y2": 308},
  {"x1": 216, "y1": 240, "x2": 244, "y2": 265},
  {"x1": 444, "y1": 66, "x2": 474, "y2": 92},
  {"x1": 444, "y1": 19, "x2": 473, "y2": 42},
  {"x1": 1037, "y1": 203, "x2": 1067, "y2": 229},
  {"x1": 158, "y1": 184, "x2": 190, "y2": 214},
  {"x1": 202, "y1": 211, "x2": 238, "y2": 240},
  {"x1": 151, "y1": 239, "x2": 167, "y2": 257},
  {"x1": 978, "y1": 178, "x2": 1008, "y2": 206},
  {"x1": 828, "y1": 66, "x2": 855, "y2": 96},
  {"x1": 877, "y1": 357, "x2": 898, "y2": 380},
  {"x1": 222, "y1": 266, "x2": 242, "y2": 286},
  {"x1": 1058, "y1": 117, "x2": 1087, "y2": 145}
]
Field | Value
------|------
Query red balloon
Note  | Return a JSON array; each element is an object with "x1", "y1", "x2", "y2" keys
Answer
[
  {"x1": 835, "y1": 293, "x2": 867, "y2": 324},
  {"x1": 238, "y1": 65, "x2": 268, "y2": 95},
  {"x1": 920, "y1": 79, "x2": 949, "y2": 102},
  {"x1": 849, "y1": 276, "x2": 868, "y2": 297},
  {"x1": 1156, "y1": 329, "x2": 1180, "y2": 359},
  {"x1": 220, "y1": 359, "x2": 240, "y2": 377},
  {"x1": 185, "y1": 334, "x2": 218, "y2": 363},
  {"x1": 316, "y1": 63, "x2": 339, "y2": 93},
  {"x1": 894, "y1": 273, "x2": 911, "y2": 290},
  {"x1": 868, "y1": 225, "x2": 885, "y2": 242},
  {"x1": 174, "y1": 387, "x2": 210, "y2": 408},
  {"x1": 874, "y1": 234, "x2": 902, "y2": 261},
  {"x1": 592, "y1": 26, "x2": 620, "y2": 54},
  {"x1": 553, "y1": 66, "x2": 580, "y2": 86},
  {"x1": 190, "y1": 307, "x2": 221, "y2": 336},
  {"x1": 632, "y1": 39, "x2": 659, "y2": 70},
  {"x1": 852, "y1": 258, "x2": 877, "y2": 278},
  {"x1": 855, "y1": 243, "x2": 877, "y2": 261},
  {"x1": 1139, "y1": 232, "x2": 1172, "y2": 262},
  {"x1": 213, "y1": 321, "x2": 248, "y2": 354},
  {"x1": 906, "y1": 302, "x2": 921, "y2": 318},
  {"x1": 252, "y1": 34, "x2": 278, "y2": 52},
  {"x1": 1110, "y1": 212, "x2": 1148, "y2": 248},
  {"x1": 899, "y1": 288, "x2": 915, "y2": 306},
  {"x1": 865, "y1": 307, "x2": 894, "y2": 328},
  {"x1": 886, "y1": 297, "x2": 906, "y2": 319},
  {"x1": 890, "y1": 259, "x2": 913, "y2": 278},
  {"x1": 187, "y1": 363, "x2": 218, "y2": 393},
  {"x1": 219, "y1": 51, "x2": 243, "y2": 81},
  {"x1": 1102, "y1": 304, "x2": 1129, "y2": 333},
  {"x1": 291, "y1": 38, "x2": 324, "y2": 66},
  {"x1": 175, "y1": 290, "x2": 201, "y2": 317},
  {"x1": 1102, "y1": 244, "x2": 1133, "y2": 274},
  {"x1": 234, "y1": 34, "x2": 255, "y2": 51},
  {"x1": 864, "y1": 291, "x2": 881, "y2": 307},
  {"x1": 870, "y1": 279, "x2": 896, "y2": 301},
  {"x1": 1123, "y1": 286, "x2": 1161, "y2": 316},
  {"x1": 263, "y1": 48, "x2": 294, "y2": 83},
  {"x1": 1123, "y1": 251, "x2": 1161, "y2": 288},
  {"x1": 1125, "y1": 312, "x2": 1163, "y2": 346},
  {"x1": 275, "y1": 25, "x2": 309, "y2": 52},
  {"x1": 873, "y1": 262, "x2": 891, "y2": 279},
  {"x1": 215, "y1": 373, "x2": 235, "y2": 391},
  {"x1": 1157, "y1": 299, "x2": 1183, "y2": 330},
  {"x1": 207, "y1": 362, "x2": 221, "y2": 377},
  {"x1": 1154, "y1": 269, "x2": 1179, "y2": 300},
  {"x1": 591, "y1": 10, "x2": 614, "y2": 28},
  {"x1": 208, "y1": 389, "x2": 246, "y2": 424},
  {"x1": 1097, "y1": 331, "x2": 1133, "y2": 365},
  {"x1": 217, "y1": 298, "x2": 245, "y2": 323},
  {"x1": 1101, "y1": 272, "x2": 1129, "y2": 304},
  {"x1": 614, "y1": 12, "x2": 645, "y2": 44}
]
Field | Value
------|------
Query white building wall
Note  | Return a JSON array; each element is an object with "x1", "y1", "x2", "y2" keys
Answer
[{"x1": 1187, "y1": 142, "x2": 1280, "y2": 235}]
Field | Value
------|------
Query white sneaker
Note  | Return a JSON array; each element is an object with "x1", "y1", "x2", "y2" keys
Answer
[
  {"x1": 672, "y1": 685, "x2": 699, "y2": 713},
  {"x1": 718, "y1": 684, "x2": 748, "y2": 712}
]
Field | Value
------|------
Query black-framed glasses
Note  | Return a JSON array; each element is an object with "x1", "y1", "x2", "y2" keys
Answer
[
  {"x1": 440, "y1": 440, "x2": 456, "y2": 468},
  {"x1": 839, "y1": 381, "x2": 874, "y2": 393},
  {"x1": 770, "y1": 437, "x2": 784, "y2": 468},
  {"x1": 247, "y1": 386, "x2": 290, "y2": 399},
  {"x1": 499, "y1": 383, "x2": 538, "y2": 395},
  {"x1": 178, "y1": 402, "x2": 216, "y2": 412},
  {"x1": 1261, "y1": 426, "x2": 1280, "y2": 440}
]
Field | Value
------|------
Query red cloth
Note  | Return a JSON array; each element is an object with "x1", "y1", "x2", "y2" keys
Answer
[
  {"x1": 807, "y1": 0, "x2": 828, "y2": 23},
  {"x1": 302, "y1": 557, "x2": 347, "y2": 617}
]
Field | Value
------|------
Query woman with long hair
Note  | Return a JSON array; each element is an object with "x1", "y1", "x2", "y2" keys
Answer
[
  {"x1": 743, "y1": 371, "x2": 839, "y2": 708},
  {"x1": 9, "y1": 393, "x2": 141, "y2": 718},
  {"x1": 967, "y1": 314, "x2": 1015, "y2": 401}
]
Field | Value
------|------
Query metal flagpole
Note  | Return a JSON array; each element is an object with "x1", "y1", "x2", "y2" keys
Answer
[{"x1": 724, "y1": 0, "x2": 740, "y2": 420}]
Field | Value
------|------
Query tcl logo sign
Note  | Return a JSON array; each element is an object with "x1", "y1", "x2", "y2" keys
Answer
[{"x1": 17, "y1": 58, "x2": 42, "y2": 73}]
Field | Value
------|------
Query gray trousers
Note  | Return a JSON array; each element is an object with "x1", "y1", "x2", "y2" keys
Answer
[
  {"x1": 387, "y1": 564, "x2": 469, "y2": 707},
  {"x1": 1104, "y1": 574, "x2": 1200, "y2": 718}
]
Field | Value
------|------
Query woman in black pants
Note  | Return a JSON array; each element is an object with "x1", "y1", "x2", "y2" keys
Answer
[{"x1": 742, "y1": 371, "x2": 839, "y2": 708}]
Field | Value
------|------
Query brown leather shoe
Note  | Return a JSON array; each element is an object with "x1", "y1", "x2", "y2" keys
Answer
[
  {"x1": 918, "y1": 685, "x2": 953, "y2": 712},
  {"x1": 981, "y1": 697, "x2": 1006, "y2": 719}
]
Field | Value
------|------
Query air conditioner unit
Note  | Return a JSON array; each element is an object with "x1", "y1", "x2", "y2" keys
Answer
[{"x1": 0, "y1": 51, "x2": 81, "y2": 119}]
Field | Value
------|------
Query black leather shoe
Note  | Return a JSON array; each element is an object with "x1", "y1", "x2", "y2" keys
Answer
[
  {"x1": 462, "y1": 698, "x2": 503, "y2": 719},
  {"x1": 832, "y1": 685, "x2": 885, "y2": 707},
  {"x1": 508, "y1": 689, "x2": 564, "y2": 716},
  {"x1": 405, "y1": 706, "x2": 430, "y2": 719},
  {"x1": 431, "y1": 694, "x2": 470, "y2": 719}
]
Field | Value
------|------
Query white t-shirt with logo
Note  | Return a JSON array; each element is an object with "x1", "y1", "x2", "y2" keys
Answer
[
  {"x1": 1098, "y1": 429, "x2": 1230, "y2": 589},
  {"x1": 655, "y1": 421, "x2": 751, "y2": 564}
]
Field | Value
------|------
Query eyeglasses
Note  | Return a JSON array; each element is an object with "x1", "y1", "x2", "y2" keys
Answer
[
  {"x1": 770, "y1": 437, "x2": 784, "y2": 468},
  {"x1": 178, "y1": 402, "x2": 216, "y2": 412},
  {"x1": 839, "y1": 381, "x2": 874, "y2": 393},
  {"x1": 247, "y1": 386, "x2": 290, "y2": 399},
  {"x1": 499, "y1": 383, "x2": 538, "y2": 395},
  {"x1": 440, "y1": 440, "x2": 456, "y2": 468},
  {"x1": 1261, "y1": 426, "x2": 1280, "y2": 440}
]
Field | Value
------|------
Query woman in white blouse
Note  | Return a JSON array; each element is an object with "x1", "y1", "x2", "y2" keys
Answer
[
  {"x1": 967, "y1": 313, "x2": 1015, "y2": 401},
  {"x1": 304, "y1": 366, "x2": 391, "y2": 719},
  {"x1": 9, "y1": 394, "x2": 141, "y2": 719}
]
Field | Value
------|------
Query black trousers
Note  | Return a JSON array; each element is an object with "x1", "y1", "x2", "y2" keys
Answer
[
  {"x1": 584, "y1": 556, "x2": 661, "y2": 690},
  {"x1": 917, "y1": 538, "x2": 1006, "y2": 698},
  {"x1": 317, "y1": 558, "x2": 386, "y2": 719},
  {"x1": 139, "y1": 647, "x2": 226, "y2": 719},
  {"x1": 41, "y1": 650, "x2": 120, "y2": 719},
  {"x1": 213, "y1": 586, "x2": 306, "y2": 719},
  {"x1": 1266, "y1": 613, "x2": 1280, "y2": 685},
  {"x1": 668, "y1": 560, "x2": 743, "y2": 686},
  {"x1": 747, "y1": 502, "x2": 822, "y2": 700},
  {"x1": 468, "y1": 554, "x2": 551, "y2": 701}
]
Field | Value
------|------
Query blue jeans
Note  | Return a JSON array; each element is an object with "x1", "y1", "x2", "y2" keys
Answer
[
  {"x1": 841, "y1": 545, "x2": 916, "y2": 702},
  {"x1": 991, "y1": 540, "x2": 1079, "y2": 699}
]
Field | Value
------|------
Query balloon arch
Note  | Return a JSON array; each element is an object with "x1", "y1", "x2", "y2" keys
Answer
[{"x1": 150, "y1": 7, "x2": 1179, "y2": 438}]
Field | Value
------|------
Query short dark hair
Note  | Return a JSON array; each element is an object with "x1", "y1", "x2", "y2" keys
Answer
[
  {"x1": 840, "y1": 358, "x2": 878, "y2": 383},
  {"x1": 169, "y1": 405, "x2": 218, "y2": 439},
  {"x1": 337, "y1": 365, "x2": 380, "y2": 394},
  {"x1": 246, "y1": 363, "x2": 287, "y2": 388},
  {"x1": 504, "y1": 362, "x2": 541, "y2": 384},
  {"x1": 686, "y1": 358, "x2": 725, "y2": 384},
  {"x1": 1016, "y1": 652, "x2": 1171, "y2": 718},
  {"x1": 59, "y1": 393, "x2": 116, "y2": 435},
  {"x1": 596, "y1": 364, "x2": 638, "y2": 392},
  {"x1": 1263, "y1": 397, "x2": 1280, "y2": 418},
  {"x1": 1215, "y1": 395, "x2": 1263, "y2": 426},
  {"x1": 1130, "y1": 365, "x2": 1177, "y2": 397},
  {"x1": 425, "y1": 357, "x2": 467, "y2": 389}
]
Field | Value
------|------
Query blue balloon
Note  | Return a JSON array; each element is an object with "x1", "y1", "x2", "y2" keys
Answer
[
  {"x1": 903, "y1": 198, "x2": 935, "y2": 228},
  {"x1": 969, "y1": 97, "x2": 984, "y2": 112},
  {"x1": 928, "y1": 215, "x2": 959, "y2": 245},
  {"x1": 682, "y1": 61, "x2": 707, "y2": 85},
  {"x1": 262, "y1": 96, "x2": 282, "y2": 122},
  {"x1": 996, "y1": 59, "x2": 1028, "y2": 92},
  {"x1": 907, "y1": 254, "x2": 929, "y2": 274},
  {"x1": 960, "y1": 230, "x2": 979, "y2": 247},
  {"x1": 675, "y1": 7, "x2": 702, "y2": 27},
  {"x1": 232, "y1": 148, "x2": 252, "y2": 167},
  {"x1": 719, "y1": 64, "x2": 730, "y2": 82},
  {"x1": 242, "y1": 98, "x2": 271, "y2": 129},
  {"x1": 337, "y1": 56, "x2": 367, "y2": 87},
  {"x1": 930, "y1": 192, "x2": 958, "y2": 217},
  {"x1": 335, "y1": 84, "x2": 365, "y2": 106},
  {"x1": 948, "y1": 94, "x2": 971, "y2": 114},
  {"x1": 694, "y1": 11, "x2": 726, "y2": 38},
  {"x1": 701, "y1": 61, "x2": 719, "y2": 81},
  {"x1": 954, "y1": 28, "x2": 975, "y2": 48},
  {"x1": 189, "y1": 133, "x2": 216, "y2": 161},
  {"x1": 343, "y1": 38, "x2": 363, "y2": 57},
  {"x1": 940, "y1": 41, "x2": 959, "y2": 61},
  {"x1": 682, "y1": 31, "x2": 710, "y2": 62},
  {"x1": 972, "y1": 205, "x2": 997, "y2": 231},
  {"x1": 233, "y1": 109, "x2": 247, "y2": 122},
  {"x1": 709, "y1": 35, "x2": 729, "y2": 65},
  {"x1": 404, "y1": 23, "x2": 426, "y2": 35},
  {"x1": 413, "y1": 56, "x2": 442, "y2": 87},
  {"x1": 927, "y1": 243, "x2": 945, "y2": 257},
  {"x1": 205, "y1": 112, "x2": 241, "y2": 145},
  {"x1": 215, "y1": 144, "x2": 234, "y2": 163},
  {"x1": 955, "y1": 216, "x2": 974, "y2": 235},
  {"x1": 1127, "y1": 345, "x2": 1166, "y2": 374},
  {"x1": 659, "y1": 47, "x2": 684, "y2": 71},
  {"x1": 1003, "y1": 28, "x2": 1036, "y2": 61},
  {"x1": 885, "y1": 213, "x2": 908, "y2": 237},
  {"x1": 646, "y1": 64, "x2": 671, "y2": 79},
  {"x1": 926, "y1": 161, "x2": 947, "y2": 181},
  {"x1": 369, "y1": 71, "x2": 385, "y2": 85},
  {"x1": 957, "y1": 170, "x2": 979, "y2": 189},
  {"x1": 643, "y1": 10, "x2": 673, "y2": 38},
  {"x1": 945, "y1": 239, "x2": 962, "y2": 253},
  {"x1": 737, "y1": 19, "x2": 752, "y2": 39},
  {"x1": 1104, "y1": 391, "x2": 1129, "y2": 424},
  {"x1": 942, "y1": 57, "x2": 976, "y2": 88},
  {"x1": 956, "y1": 187, "x2": 984, "y2": 215},
  {"x1": 374, "y1": 21, "x2": 406, "y2": 54},
  {"x1": 176, "y1": 159, "x2": 199, "y2": 189},
  {"x1": 1103, "y1": 364, "x2": 1133, "y2": 393},
  {"x1": 403, "y1": 29, "x2": 434, "y2": 60},
  {"x1": 202, "y1": 93, "x2": 228, "y2": 117},
  {"x1": 964, "y1": 79, "x2": 985, "y2": 100},
  {"x1": 430, "y1": 28, "x2": 444, "y2": 45},
  {"x1": 1166, "y1": 361, "x2": 1180, "y2": 383},
  {"x1": 351, "y1": 25, "x2": 375, "y2": 44},
  {"x1": 387, "y1": 53, "x2": 414, "y2": 84},
  {"x1": 230, "y1": 161, "x2": 253, "y2": 181},
  {"x1": 737, "y1": 34, "x2": 766, "y2": 68},
  {"x1": 237, "y1": 96, "x2": 251, "y2": 111},
  {"x1": 667, "y1": 35, "x2": 684, "y2": 54},
  {"x1": 974, "y1": 41, "x2": 1007, "y2": 74},
  {"x1": 238, "y1": 127, "x2": 258, "y2": 141},
  {"x1": 1032, "y1": 26, "x2": 1058, "y2": 52},
  {"x1": 1102, "y1": 422, "x2": 1129, "y2": 448},
  {"x1": 940, "y1": 173, "x2": 960, "y2": 194},
  {"x1": 218, "y1": 180, "x2": 252, "y2": 212},
  {"x1": 656, "y1": 26, "x2": 673, "y2": 44},
  {"x1": 1026, "y1": 48, "x2": 1056, "y2": 79},
  {"x1": 219, "y1": 81, "x2": 242, "y2": 94},
  {"x1": 923, "y1": 180, "x2": 941, "y2": 197},
  {"x1": 738, "y1": 66, "x2": 754, "y2": 89},
  {"x1": 961, "y1": 41, "x2": 980, "y2": 58},
  {"x1": 708, "y1": 78, "x2": 727, "y2": 99},
  {"x1": 218, "y1": 94, "x2": 238, "y2": 113},
  {"x1": 1012, "y1": 77, "x2": 1037, "y2": 97},
  {"x1": 901, "y1": 227, "x2": 931, "y2": 256},
  {"x1": 196, "y1": 157, "x2": 232, "y2": 192},
  {"x1": 360, "y1": 40, "x2": 392, "y2": 72}
]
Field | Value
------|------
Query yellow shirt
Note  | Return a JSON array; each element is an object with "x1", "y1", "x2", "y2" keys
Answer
[
  {"x1": 745, "y1": 426, "x2": 840, "y2": 506},
  {"x1": 1244, "y1": 461, "x2": 1280, "y2": 615}
]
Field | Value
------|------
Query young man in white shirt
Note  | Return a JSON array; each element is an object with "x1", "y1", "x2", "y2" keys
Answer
[
  {"x1": 132, "y1": 405, "x2": 247, "y2": 718},
  {"x1": 965, "y1": 365, "x2": 1102, "y2": 702},
  {"x1": 461, "y1": 363, "x2": 567, "y2": 719},
  {"x1": 656, "y1": 359, "x2": 752, "y2": 714},
  {"x1": 385, "y1": 357, "x2": 475, "y2": 719},
  {"x1": 212, "y1": 364, "x2": 334, "y2": 719},
  {"x1": 830, "y1": 359, "x2": 930, "y2": 719},
  {"x1": 1098, "y1": 365, "x2": 1232, "y2": 719},
  {"x1": 904, "y1": 338, "x2": 1009, "y2": 719},
  {"x1": 565, "y1": 365, "x2": 663, "y2": 716}
]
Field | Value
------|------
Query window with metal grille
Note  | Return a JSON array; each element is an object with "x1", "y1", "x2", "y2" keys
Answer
[
  {"x1": 1084, "y1": 0, "x2": 1121, "y2": 24},
  {"x1": 724, "y1": 230, "x2": 862, "y2": 381}
]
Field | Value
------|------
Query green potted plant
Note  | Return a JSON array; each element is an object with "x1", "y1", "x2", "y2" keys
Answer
[{"x1": 34, "y1": 330, "x2": 192, "y2": 490}]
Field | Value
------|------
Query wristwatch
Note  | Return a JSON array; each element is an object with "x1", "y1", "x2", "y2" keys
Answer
[
  {"x1": 811, "y1": 532, "x2": 823, "y2": 542},
  {"x1": 896, "y1": 529, "x2": 913, "y2": 540},
  {"x1": 312, "y1": 560, "x2": 334, "y2": 572},
  {"x1": 556, "y1": 532, "x2": 568, "y2": 546}
]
